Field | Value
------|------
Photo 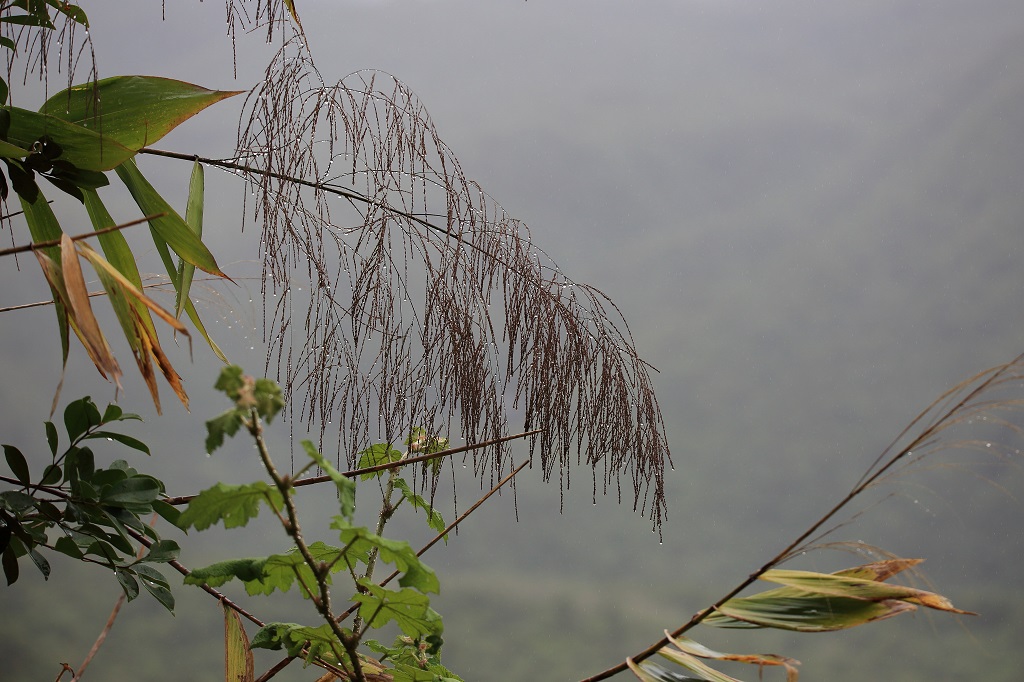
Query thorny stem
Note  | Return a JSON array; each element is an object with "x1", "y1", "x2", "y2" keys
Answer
[
  {"x1": 245, "y1": 406, "x2": 365, "y2": 681},
  {"x1": 580, "y1": 353, "x2": 1024, "y2": 681}
]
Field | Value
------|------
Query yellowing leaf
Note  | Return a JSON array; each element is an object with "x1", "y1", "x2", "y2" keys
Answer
[
  {"x1": 662, "y1": 633, "x2": 799, "y2": 682},
  {"x1": 60, "y1": 234, "x2": 122, "y2": 386},
  {"x1": 77, "y1": 242, "x2": 190, "y2": 412},
  {"x1": 224, "y1": 603, "x2": 254, "y2": 682},
  {"x1": 759, "y1": 568, "x2": 974, "y2": 615}
]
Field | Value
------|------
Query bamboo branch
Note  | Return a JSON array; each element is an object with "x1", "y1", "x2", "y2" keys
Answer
[{"x1": 580, "y1": 352, "x2": 1024, "y2": 681}]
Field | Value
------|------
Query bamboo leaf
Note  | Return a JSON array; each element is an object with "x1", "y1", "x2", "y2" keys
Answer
[
  {"x1": 76, "y1": 242, "x2": 189, "y2": 337},
  {"x1": 4, "y1": 106, "x2": 136, "y2": 171},
  {"x1": 655, "y1": 646, "x2": 744, "y2": 682},
  {"x1": 662, "y1": 634, "x2": 799, "y2": 682},
  {"x1": 706, "y1": 592, "x2": 916, "y2": 632},
  {"x1": 19, "y1": 194, "x2": 69, "y2": 367},
  {"x1": 759, "y1": 568, "x2": 974, "y2": 615},
  {"x1": 176, "y1": 159, "x2": 204, "y2": 318},
  {"x1": 0, "y1": 138, "x2": 27, "y2": 158},
  {"x1": 76, "y1": 242, "x2": 190, "y2": 412},
  {"x1": 224, "y1": 602, "x2": 255, "y2": 682},
  {"x1": 61, "y1": 235, "x2": 122, "y2": 385},
  {"x1": 114, "y1": 158, "x2": 225, "y2": 277},
  {"x1": 40, "y1": 76, "x2": 242, "y2": 152}
]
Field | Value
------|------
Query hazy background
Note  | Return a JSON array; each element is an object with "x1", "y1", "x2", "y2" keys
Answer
[{"x1": 2, "y1": 1, "x2": 1024, "y2": 680}]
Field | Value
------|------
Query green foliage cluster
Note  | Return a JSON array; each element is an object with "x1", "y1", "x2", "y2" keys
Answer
[{"x1": 1, "y1": 397, "x2": 178, "y2": 611}]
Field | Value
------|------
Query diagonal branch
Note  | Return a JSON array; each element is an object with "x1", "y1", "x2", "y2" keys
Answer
[{"x1": 580, "y1": 352, "x2": 1024, "y2": 681}]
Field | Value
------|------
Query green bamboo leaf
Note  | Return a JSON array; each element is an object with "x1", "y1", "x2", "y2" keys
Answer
[
  {"x1": 4, "y1": 106, "x2": 136, "y2": 171},
  {"x1": 176, "y1": 159, "x2": 203, "y2": 318},
  {"x1": 0, "y1": 138, "x2": 27, "y2": 157},
  {"x1": 114, "y1": 158, "x2": 225, "y2": 277},
  {"x1": 40, "y1": 76, "x2": 242, "y2": 152}
]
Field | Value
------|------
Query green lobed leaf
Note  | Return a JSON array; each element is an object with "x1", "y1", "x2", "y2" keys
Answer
[
  {"x1": 185, "y1": 557, "x2": 268, "y2": 588},
  {"x1": 40, "y1": 76, "x2": 242, "y2": 152},
  {"x1": 301, "y1": 440, "x2": 356, "y2": 521},
  {"x1": 357, "y1": 443, "x2": 404, "y2": 481},
  {"x1": 177, "y1": 481, "x2": 284, "y2": 531},
  {"x1": 352, "y1": 581, "x2": 443, "y2": 638},
  {"x1": 251, "y1": 622, "x2": 344, "y2": 665},
  {"x1": 393, "y1": 477, "x2": 446, "y2": 535},
  {"x1": 332, "y1": 521, "x2": 439, "y2": 594},
  {"x1": 205, "y1": 410, "x2": 245, "y2": 454}
]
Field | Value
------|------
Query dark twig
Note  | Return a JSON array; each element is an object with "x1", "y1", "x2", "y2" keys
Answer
[
  {"x1": 163, "y1": 429, "x2": 541, "y2": 506},
  {"x1": 0, "y1": 213, "x2": 164, "y2": 258}
]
